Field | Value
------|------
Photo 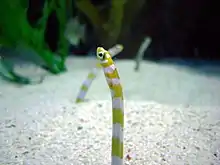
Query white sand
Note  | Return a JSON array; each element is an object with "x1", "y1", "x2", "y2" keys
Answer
[{"x1": 0, "y1": 57, "x2": 220, "y2": 165}]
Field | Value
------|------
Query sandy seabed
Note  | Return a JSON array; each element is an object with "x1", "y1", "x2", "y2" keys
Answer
[{"x1": 0, "y1": 56, "x2": 220, "y2": 165}]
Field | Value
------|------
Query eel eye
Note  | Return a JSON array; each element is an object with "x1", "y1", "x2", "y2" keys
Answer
[{"x1": 97, "y1": 52, "x2": 105, "y2": 60}]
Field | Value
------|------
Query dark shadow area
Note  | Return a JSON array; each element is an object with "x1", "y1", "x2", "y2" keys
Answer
[
  {"x1": 27, "y1": 0, "x2": 45, "y2": 28},
  {"x1": 114, "y1": 0, "x2": 220, "y2": 62},
  {"x1": 140, "y1": 0, "x2": 219, "y2": 60},
  {"x1": 44, "y1": 10, "x2": 60, "y2": 52},
  {"x1": 124, "y1": 0, "x2": 220, "y2": 78}
]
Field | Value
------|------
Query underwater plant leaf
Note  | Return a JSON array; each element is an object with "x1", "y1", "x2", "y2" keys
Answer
[
  {"x1": 0, "y1": 0, "x2": 68, "y2": 75},
  {"x1": 0, "y1": 57, "x2": 44, "y2": 85},
  {"x1": 107, "y1": 0, "x2": 126, "y2": 40},
  {"x1": 44, "y1": 51, "x2": 62, "y2": 73}
]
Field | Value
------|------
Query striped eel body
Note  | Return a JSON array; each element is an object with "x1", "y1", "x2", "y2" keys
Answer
[
  {"x1": 96, "y1": 47, "x2": 124, "y2": 165},
  {"x1": 75, "y1": 44, "x2": 123, "y2": 103}
]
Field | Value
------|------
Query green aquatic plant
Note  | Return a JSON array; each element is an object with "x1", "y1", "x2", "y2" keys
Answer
[{"x1": 0, "y1": 0, "x2": 69, "y2": 75}]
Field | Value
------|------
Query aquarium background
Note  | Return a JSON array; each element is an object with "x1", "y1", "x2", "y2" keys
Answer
[{"x1": 0, "y1": 0, "x2": 220, "y2": 165}]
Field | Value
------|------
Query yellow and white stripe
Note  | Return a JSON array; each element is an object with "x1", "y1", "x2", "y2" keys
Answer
[
  {"x1": 96, "y1": 47, "x2": 124, "y2": 165},
  {"x1": 75, "y1": 44, "x2": 123, "y2": 103}
]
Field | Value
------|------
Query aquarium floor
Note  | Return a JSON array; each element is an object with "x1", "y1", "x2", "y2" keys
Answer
[{"x1": 0, "y1": 56, "x2": 220, "y2": 165}]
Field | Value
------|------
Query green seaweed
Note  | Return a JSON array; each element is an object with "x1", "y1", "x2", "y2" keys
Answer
[{"x1": 0, "y1": 0, "x2": 69, "y2": 75}]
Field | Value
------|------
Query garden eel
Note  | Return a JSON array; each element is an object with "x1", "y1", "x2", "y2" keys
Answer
[
  {"x1": 75, "y1": 44, "x2": 123, "y2": 103},
  {"x1": 134, "y1": 37, "x2": 151, "y2": 71},
  {"x1": 96, "y1": 47, "x2": 124, "y2": 165}
]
